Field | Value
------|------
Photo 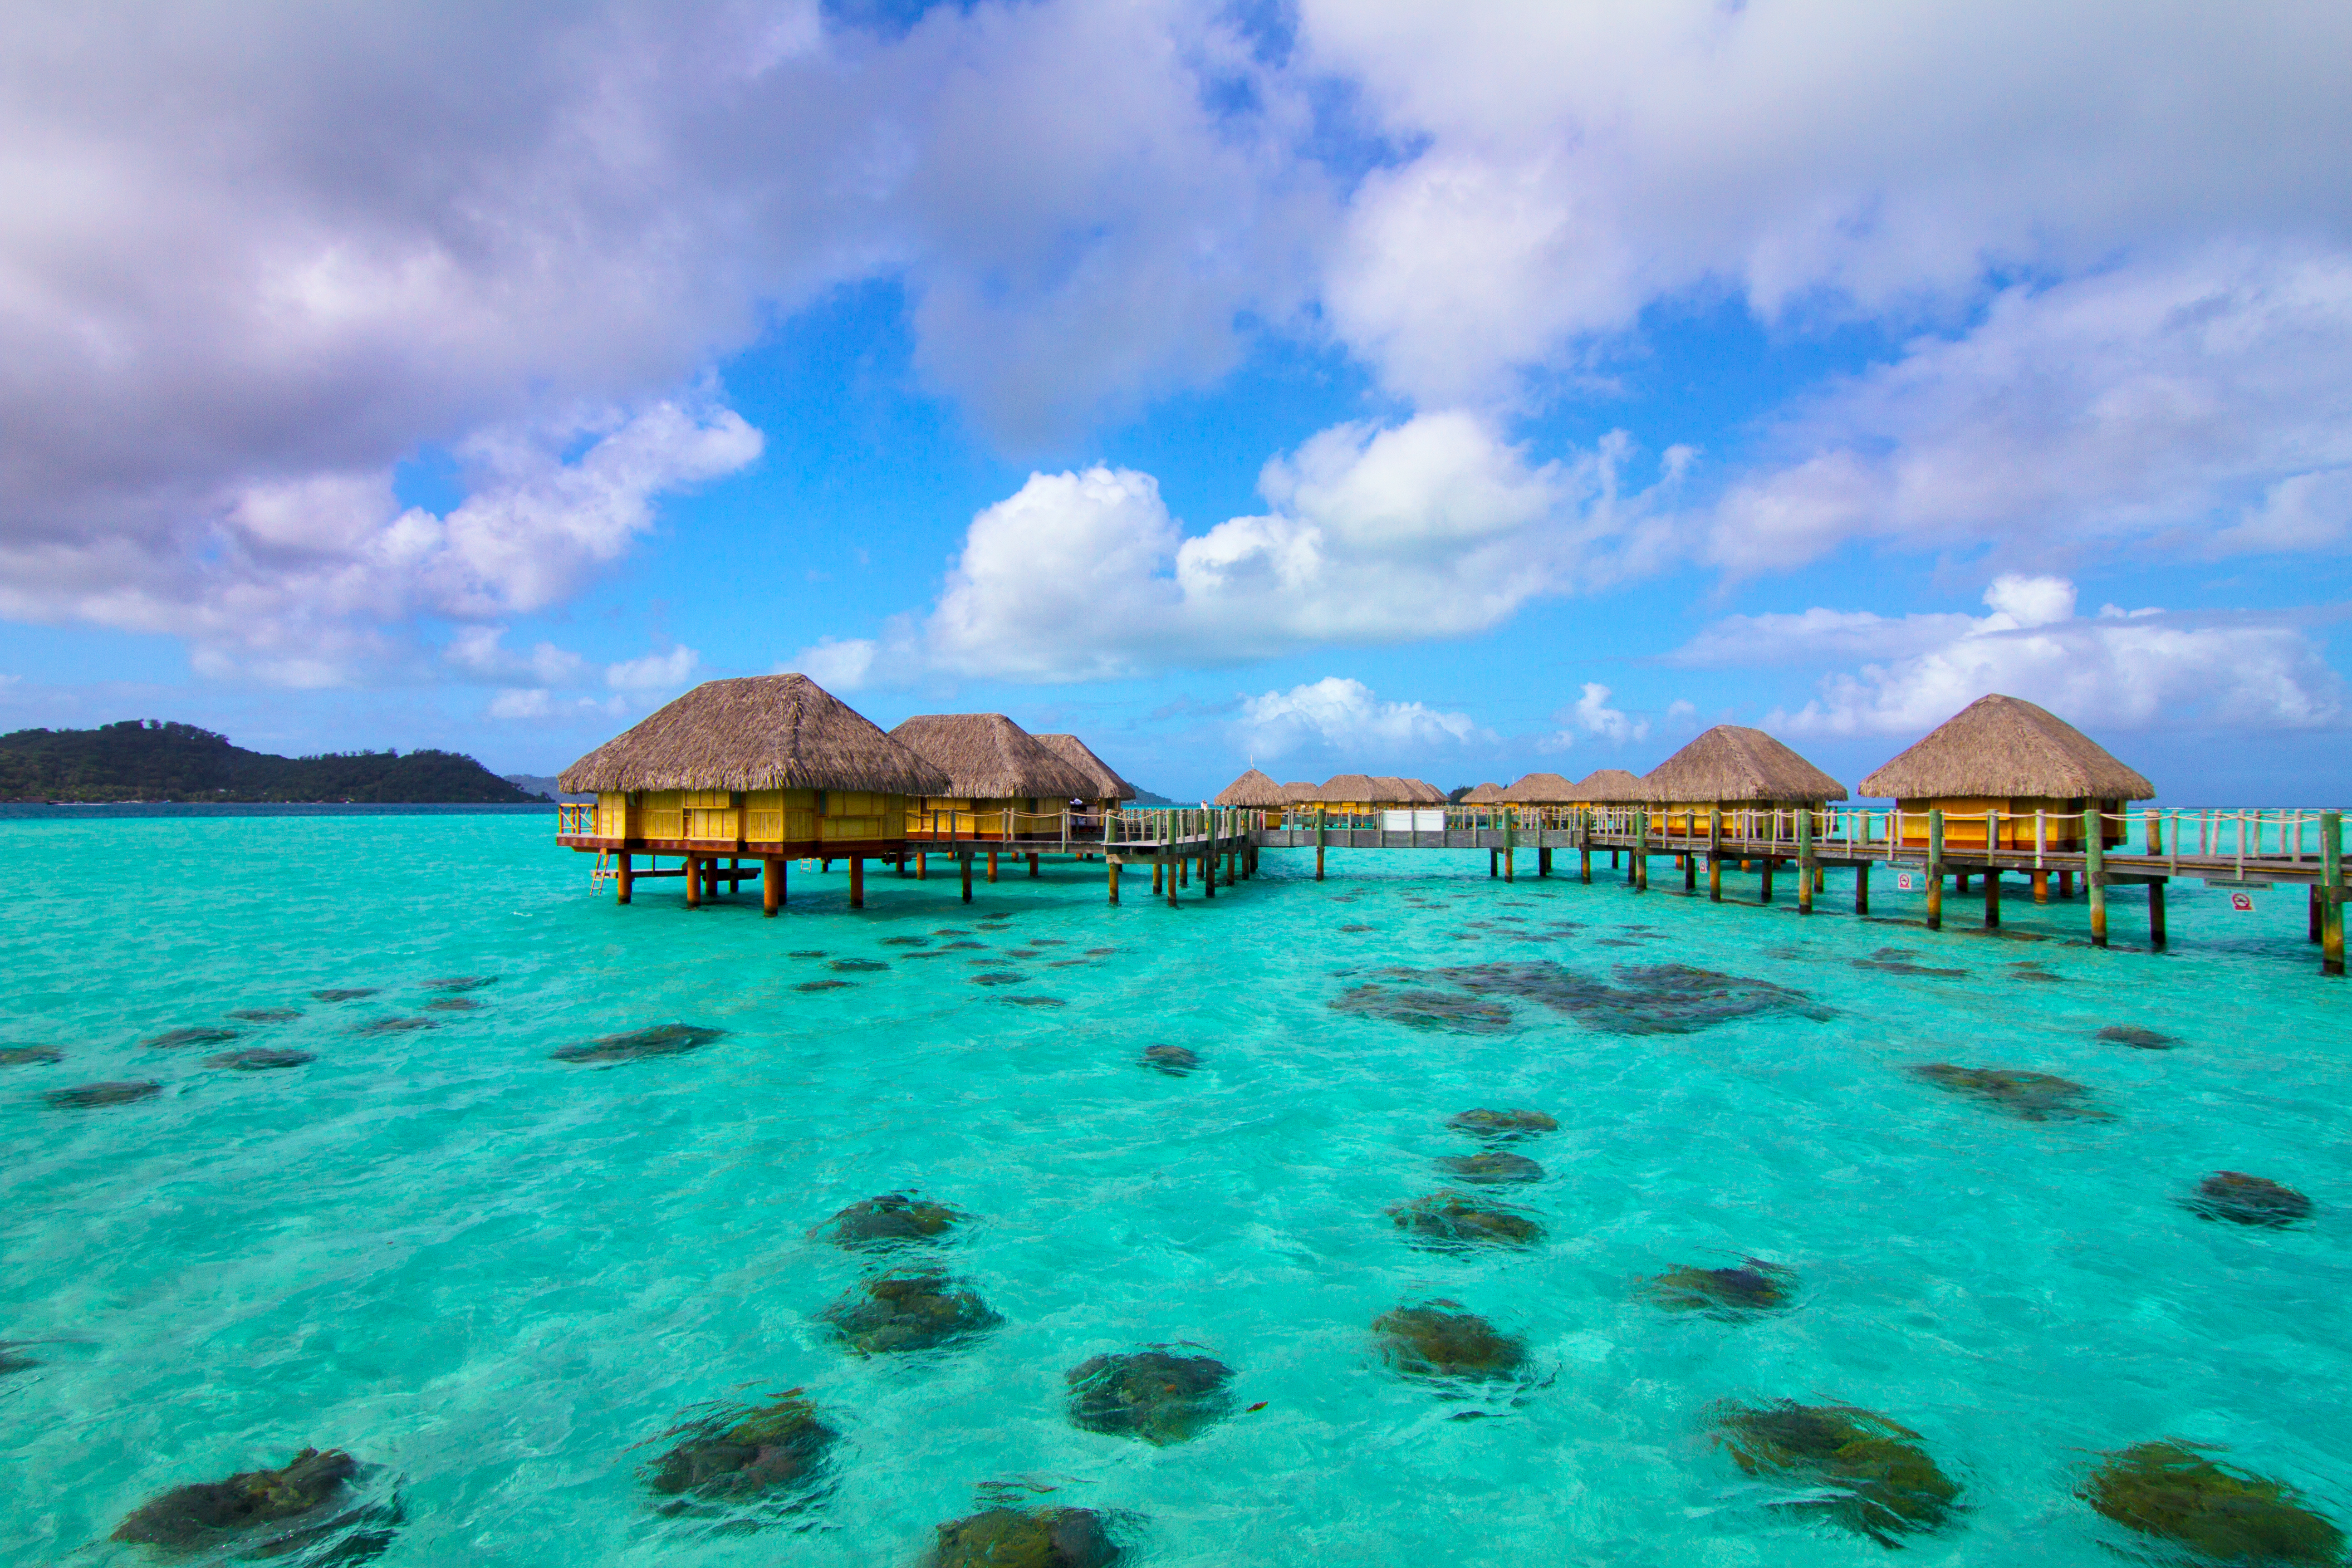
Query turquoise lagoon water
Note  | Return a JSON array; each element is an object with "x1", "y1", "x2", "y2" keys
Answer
[{"x1": 2, "y1": 811, "x2": 2348, "y2": 1566}]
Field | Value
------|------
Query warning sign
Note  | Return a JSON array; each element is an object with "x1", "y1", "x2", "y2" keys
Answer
[
  {"x1": 1896, "y1": 872, "x2": 1916, "y2": 892},
  {"x1": 2230, "y1": 891, "x2": 2255, "y2": 912}
]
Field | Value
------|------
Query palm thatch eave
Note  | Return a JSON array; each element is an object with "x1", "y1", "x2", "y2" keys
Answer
[
  {"x1": 1644, "y1": 725, "x2": 1848, "y2": 804},
  {"x1": 888, "y1": 713, "x2": 1100, "y2": 801},
  {"x1": 1857, "y1": 693, "x2": 2155, "y2": 800},
  {"x1": 557, "y1": 674, "x2": 951, "y2": 795}
]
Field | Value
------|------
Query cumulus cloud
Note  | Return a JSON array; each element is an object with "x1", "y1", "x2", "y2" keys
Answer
[
  {"x1": 1302, "y1": 0, "x2": 2352, "y2": 402},
  {"x1": 1674, "y1": 575, "x2": 2345, "y2": 735},
  {"x1": 1568, "y1": 682, "x2": 1648, "y2": 745},
  {"x1": 1695, "y1": 253, "x2": 2352, "y2": 573},
  {"x1": 1234, "y1": 676, "x2": 1484, "y2": 760},
  {"x1": 798, "y1": 410, "x2": 1685, "y2": 685}
]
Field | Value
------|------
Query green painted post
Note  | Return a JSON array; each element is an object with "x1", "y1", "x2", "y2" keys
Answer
[
  {"x1": 2322, "y1": 810, "x2": 2343, "y2": 977},
  {"x1": 1797, "y1": 806, "x2": 1815, "y2": 915},
  {"x1": 1926, "y1": 808, "x2": 1944, "y2": 931},
  {"x1": 2085, "y1": 807, "x2": 2108, "y2": 948}
]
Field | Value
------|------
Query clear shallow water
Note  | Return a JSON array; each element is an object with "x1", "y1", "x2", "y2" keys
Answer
[{"x1": 2, "y1": 814, "x2": 2347, "y2": 1566}]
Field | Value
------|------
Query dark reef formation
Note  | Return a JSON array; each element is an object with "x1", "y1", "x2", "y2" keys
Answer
[
  {"x1": 424, "y1": 998, "x2": 481, "y2": 1012},
  {"x1": 226, "y1": 1009, "x2": 302, "y2": 1023},
  {"x1": 822, "y1": 1270, "x2": 1000, "y2": 1354},
  {"x1": 44, "y1": 1081, "x2": 160, "y2": 1107},
  {"x1": 1003, "y1": 995, "x2": 1066, "y2": 1008},
  {"x1": 1906, "y1": 1064, "x2": 2110, "y2": 1121},
  {"x1": 350, "y1": 1017, "x2": 436, "y2": 1036},
  {"x1": 310, "y1": 989, "x2": 378, "y2": 1002},
  {"x1": 831, "y1": 959, "x2": 889, "y2": 973},
  {"x1": 423, "y1": 976, "x2": 496, "y2": 992},
  {"x1": 1712, "y1": 1401, "x2": 1960, "y2": 1547},
  {"x1": 2081, "y1": 1441, "x2": 2343, "y2": 1564},
  {"x1": 206, "y1": 1049, "x2": 315, "y2": 1071},
  {"x1": 112, "y1": 1448, "x2": 361, "y2": 1548},
  {"x1": 2097, "y1": 1025, "x2": 2178, "y2": 1049},
  {"x1": 1434, "y1": 1151, "x2": 1543, "y2": 1184},
  {"x1": 1142, "y1": 1045, "x2": 1199, "y2": 1075},
  {"x1": 1853, "y1": 948, "x2": 1970, "y2": 979},
  {"x1": 926, "y1": 1507, "x2": 1121, "y2": 1568},
  {"x1": 1329, "y1": 984, "x2": 1512, "y2": 1033},
  {"x1": 645, "y1": 1396, "x2": 837, "y2": 1505},
  {"x1": 2186, "y1": 1172, "x2": 2313, "y2": 1227},
  {"x1": 1447, "y1": 1108, "x2": 1557, "y2": 1141},
  {"x1": 1373, "y1": 1302, "x2": 1527, "y2": 1381},
  {"x1": 1067, "y1": 1348, "x2": 1234, "y2": 1444},
  {"x1": 143, "y1": 1027, "x2": 239, "y2": 1049},
  {"x1": 1642, "y1": 1260, "x2": 1794, "y2": 1315},
  {"x1": 551, "y1": 1024, "x2": 722, "y2": 1064},
  {"x1": 796, "y1": 980, "x2": 855, "y2": 993},
  {"x1": 816, "y1": 1193, "x2": 964, "y2": 1250},
  {"x1": 1388, "y1": 1191, "x2": 1545, "y2": 1250},
  {"x1": 0, "y1": 1046, "x2": 63, "y2": 1066}
]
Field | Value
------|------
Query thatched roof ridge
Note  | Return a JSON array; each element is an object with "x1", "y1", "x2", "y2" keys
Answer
[
  {"x1": 888, "y1": 713, "x2": 1099, "y2": 800},
  {"x1": 1573, "y1": 768, "x2": 1654, "y2": 803},
  {"x1": 1214, "y1": 768, "x2": 1288, "y2": 807},
  {"x1": 1402, "y1": 778, "x2": 1447, "y2": 803},
  {"x1": 1281, "y1": 780, "x2": 1321, "y2": 803},
  {"x1": 559, "y1": 674, "x2": 951, "y2": 795},
  {"x1": 1857, "y1": 693, "x2": 2155, "y2": 800},
  {"x1": 1646, "y1": 725, "x2": 1848, "y2": 803},
  {"x1": 1460, "y1": 781, "x2": 1506, "y2": 804},
  {"x1": 1499, "y1": 771, "x2": 1577, "y2": 803},
  {"x1": 1318, "y1": 773, "x2": 1381, "y2": 801},
  {"x1": 1035, "y1": 734, "x2": 1137, "y2": 801}
]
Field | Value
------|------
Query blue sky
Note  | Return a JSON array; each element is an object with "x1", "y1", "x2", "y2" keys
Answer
[{"x1": 2, "y1": 2, "x2": 2348, "y2": 801}]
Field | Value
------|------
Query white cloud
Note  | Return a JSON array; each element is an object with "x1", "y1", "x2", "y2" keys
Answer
[
  {"x1": 798, "y1": 410, "x2": 1684, "y2": 684},
  {"x1": 1235, "y1": 676, "x2": 1484, "y2": 760},
  {"x1": 487, "y1": 688, "x2": 554, "y2": 720},
  {"x1": 1677, "y1": 576, "x2": 2345, "y2": 735},
  {"x1": 605, "y1": 645, "x2": 699, "y2": 693},
  {"x1": 1568, "y1": 681, "x2": 1648, "y2": 745},
  {"x1": 1695, "y1": 253, "x2": 2352, "y2": 573}
]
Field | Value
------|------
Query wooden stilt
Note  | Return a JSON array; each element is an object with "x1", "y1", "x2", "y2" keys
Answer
[
  {"x1": 1539, "y1": 847, "x2": 1552, "y2": 876},
  {"x1": 895, "y1": 851, "x2": 906, "y2": 877},
  {"x1": 961, "y1": 854, "x2": 973, "y2": 904},
  {"x1": 822, "y1": 858, "x2": 832, "y2": 872},
  {"x1": 1855, "y1": 861, "x2": 1869, "y2": 915},
  {"x1": 2084, "y1": 808, "x2": 2107, "y2": 947},
  {"x1": 616, "y1": 852, "x2": 633, "y2": 905},
  {"x1": 2312, "y1": 884, "x2": 2323, "y2": 942},
  {"x1": 1167, "y1": 854, "x2": 1179, "y2": 908},
  {"x1": 1709, "y1": 810, "x2": 1722, "y2": 903},
  {"x1": 1611, "y1": 850, "x2": 1620, "y2": 869},
  {"x1": 2320, "y1": 810, "x2": 2342, "y2": 976},
  {"x1": 1315, "y1": 843, "x2": 1326, "y2": 880},
  {"x1": 1581, "y1": 844, "x2": 1592, "y2": 882},
  {"x1": 1684, "y1": 854, "x2": 1696, "y2": 892},
  {"x1": 1797, "y1": 809, "x2": 1814, "y2": 915},
  {"x1": 1181, "y1": 856, "x2": 1190, "y2": 887},
  {"x1": 1709, "y1": 853, "x2": 1723, "y2": 902},
  {"x1": 1028, "y1": 852, "x2": 1039, "y2": 878},
  {"x1": 1957, "y1": 870, "x2": 1971, "y2": 893},
  {"x1": 916, "y1": 851, "x2": 928, "y2": 881},
  {"x1": 763, "y1": 858, "x2": 781, "y2": 917},
  {"x1": 848, "y1": 855, "x2": 865, "y2": 910},
  {"x1": 1108, "y1": 859, "x2": 1121, "y2": 905},
  {"x1": 1315, "y1": 811, "x2": 1327, "y2": 881},
  {"x1": 1926, "y1": 808, "x2": 1944, "y2": 931},
  {"x1": 2058, "y1": 868, "x2": 2073, "y2": 899},
  {"x1": 685, "y1": 853, "x2": 701, "y2": 909},
  {"x1": 1152, "y1": 860, "x2": 1164, "y2": 894},
  {"x1": 1489, "y1": 848, "x2": 1497, "y2": 877},
  {"x1": 2149, "y1": 881, "x2": 2166, "y2": 950},
  {"x1": 778, "y1": 860, "x2": 787, "y2": 906},
  {"x1": 2032, "y1": 868, "x2": 2048, "y2": 903},
  {"x1": 986, "y1": 850, "x2": 999, "y2": 883},
  {"x1": 1759, "y1": 858, "x2": 1773, "y2": 904},
  {"x1": 1504, "y1": 847, "x2": 1515, "y2": 883},
  {"x1": 1204, "y1": 852, "x2": 1216, "y2": 899},
  {"x1": 1984, "y1": 868, "x2": 1999, "y2": 928}
]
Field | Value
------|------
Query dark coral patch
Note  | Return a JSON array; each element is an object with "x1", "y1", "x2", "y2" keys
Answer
[
  {"x1": 45, "y1": 1081, "x2": 160, "y2": 1107},
  {"x1": 351, "y1": 1017, "x2": 436, "y2": 1036},
  {"x1": 1643, "y1": 1259, "x2": 1794, "y2": 1314},
  {"x1": 2187, "y1": 1171, "x2": 2313, "y2": 1227},
  {"x1": 143, "y1": 1027, "x2": 239, "y2": 1049},
  {"x1": 796, "y1": 980, "x2": 855, "y2": 992},
  {"x1": 831, "y1": 958, "x2": 889, "y2": 972},
  {"x1": 880, "y1": 936, "x2": 932, "y2": 947},
  {"x1": 816, "y1": 1193, "x2": 963, "y2": 1250},
  {"x1": 2097, "y1": 1025, "x2": 2178, "y2": 1049},
  {"x1": 0, "y1": 1046, "x2": 63, "y2": 1066},
  {"x1": 927, "y1": 1507, "x2": 1121, "y2": 1568},
  {"x1": 645, "y1": 1396, "x2": 836, "y2": 1506},
  {"x1": 206, "y1": 1049, "x2": 315, "y2": 1071},
  {"x1": 1854, "y1": 947, "x2": 1970, "y2": 979},
  {"x1": 1067, "y1": 1348, "x2": 1233, "y2": 1444},
  {"x1": 822, "y1": 1270, "x2": 1000, "y2": 1354},
  {"x1": 1434, "y1": 1151, "x2": 1543, "y2": 1184},
  {"x1": 226, "y1": 1008, "x2": 303, "y2": 1023},
  {"x1": 1142, "y1": 1045, "x2": 1199, "y2": 1075},
  {"x1": 788, "y1": 950, "x2": 828, "y2": 959},
  {"x1": 1713, "y1": 1401, "x2": 1960, "y2": 1547},
  {"x1": 1373, "y1": 1302, "x2": 1527, "y2": 1381},
  {"x1": 309, "y1": 989, "x2": 378, "y2": 1002},
  {"x1": 113, "y1": 1448, "x2": 358, "y2": 1548},
  {"x1": 2082, "y1": 1441, "x2": 2342, "y2": 1565},
  {"x1": 1389, "y1": 1191, "x2": 1544, "y2": 1251},
  {"x1": 1331, "y1": 984, "x2": 1512, "y2": 1033},
  {"x1": 424, "y1": 998, "x2": 482, "y2": 1011},
  {"x1": 969, "y1": 972, "x2": 1025, "y2": 987},
  {"x1": 423, "y1": 975, "x2": 496, "y2": 992},
  {"x1": 1436, "y1": 960, "x2": 1833, "y2": 1034},
  {"x1": 1003, "y1": 995, "x2": 1067, "y2": 1008},
  {"x1": 1447, "y1": 1108, "x2": 1557, "y2": 1141},
  {"x1": 551, "y1": 1024, "x2": 722, "y2": 1064},
  {"x1": 1907, "y1": 1063, "x2": 2110, "y2": 1121}
]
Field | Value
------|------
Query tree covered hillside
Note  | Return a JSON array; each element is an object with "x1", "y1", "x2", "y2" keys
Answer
[{"x1": 0, "y1": 720, "x2": 540, "y2": 803}]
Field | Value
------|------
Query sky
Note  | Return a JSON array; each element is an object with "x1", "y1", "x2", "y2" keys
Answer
[{"x1": 2, "y1": 0, "x2": 2348, "y2": 802}]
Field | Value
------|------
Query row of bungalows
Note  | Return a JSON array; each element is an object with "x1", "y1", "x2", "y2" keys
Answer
[
  {"x1": 888, "y1": 712, "x2": 1106, "y2": 843},
  {"x1": 1472, "y1": 696, "x2": 2151, "y2": 849}
]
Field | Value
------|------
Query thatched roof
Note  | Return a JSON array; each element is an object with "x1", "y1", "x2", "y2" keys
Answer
[
  {"x1": 1214, "y1": 768, "x2": 1287, "y2": 807},
  {"x1": 1460, "y1": 782, "x2": 1506, "y2": 804},
  {"x1": 1499, "y1": 771, "x2": 1577, "y2": 803},
  {"x1": 559, "y1": 674, "x2": 952, "y2": 795},
  {"x1": 1573, "y1": 768, "x2": 1653, "y2": 803},
  {"x1": 1034, "y1": 734, "x2": 1137, "y2": 802},
  {"x1": 1857, "y1": 693, "x2": 2155, "y2": 801},
  {"x1": 888, "y1": 713, "x2": 1099, "y2": 800},
  {"x1": 1401, "y1": 778, "x2": 1447, "y2": 803},
  {"x1": 1318, "y1": 773, "x2": 1381, "y2": 801},
  {"x1": 1645, "y1": 725, "x2": 1848, "y2": 803},
  {"x1": 1281, "y1": 780, "x2": 1321, "y2": 803}
]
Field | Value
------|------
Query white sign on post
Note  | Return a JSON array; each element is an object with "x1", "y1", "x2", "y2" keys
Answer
[{"x1": 1896, "y1": 871, "x2": 1916, "y2": 892}]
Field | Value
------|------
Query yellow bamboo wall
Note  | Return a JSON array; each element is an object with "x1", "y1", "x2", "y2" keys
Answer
[
  {"x1": 904, "y1": 796, "x2": 1050, "y2": 836},
  {"x1": 1892, "y1": 798, "x2": 2122, "y2": 849},
  {"x1": 615, "y1": 788, "x2": 908, "y2": 844},
  {"x1": 594, "y1": 791, "x2": 637, "y2": 838}
]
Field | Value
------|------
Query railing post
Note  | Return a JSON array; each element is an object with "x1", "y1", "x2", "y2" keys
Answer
[
  {"x1": 1314, "y1": 806, "x2": 1327, "y2": 881},
  {"x1": 2323, "y1": 810, "x2": 2343, "y2": 977},
  {"x1": 1925, "y1": 808, "x2": 1944, "y2": 931},
  {"x1": 1797, "y1": 804, "x2": 1815, "y2": 915},
  {"x1": 1504, "y1": 806, "x2": 1517, "y2": 882},
  {"x1": 2085, "y1": 807, "x2": 2107, "y2": 948}
]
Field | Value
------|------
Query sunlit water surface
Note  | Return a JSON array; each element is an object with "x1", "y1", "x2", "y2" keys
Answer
[{"x1": 2, "y1": 812, "x2": 2347, "y2": 1565}]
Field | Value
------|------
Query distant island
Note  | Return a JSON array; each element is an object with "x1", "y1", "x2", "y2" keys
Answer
[{"x1": 0, "y1": 720, "x2": 540, "y2": 804}]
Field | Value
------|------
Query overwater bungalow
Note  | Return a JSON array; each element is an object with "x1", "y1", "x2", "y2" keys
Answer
[
  {"x1": 1315, "y1": 773, "x2": 1385, "y2": 815},
  {"x1": 1498, "y1": 772, "x2": 1576, "y2": 808},
  {"x1": 556, "y1": 673, "x2": 950, "y2": 912},
  {"x1": 1645, "y1": 725, "x2": 1848, "y2": 838},
  {"x1": 1859, "y1": 693, "x2": 2153, "y2": 857},
  {"x1": 1571, "y1": 768, "x2": 1653, "y2": 809},
  {"x1": 1459, "y1": 782, "x2": 1505, "y2": 804},
  {"x1": 1036, "y1": 733, "x2": 1137, "y2": 819},
  {"x1": 1214, "y1": 768, "x2": 1287, "y2": 809},
  {"x1": 890, "y1": 713, "x2": 1098, "y2": 847}
]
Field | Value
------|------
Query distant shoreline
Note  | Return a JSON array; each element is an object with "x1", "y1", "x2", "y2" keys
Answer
[{"x1": 0, "y1": 801, "x2": 558, "y2": 820}]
